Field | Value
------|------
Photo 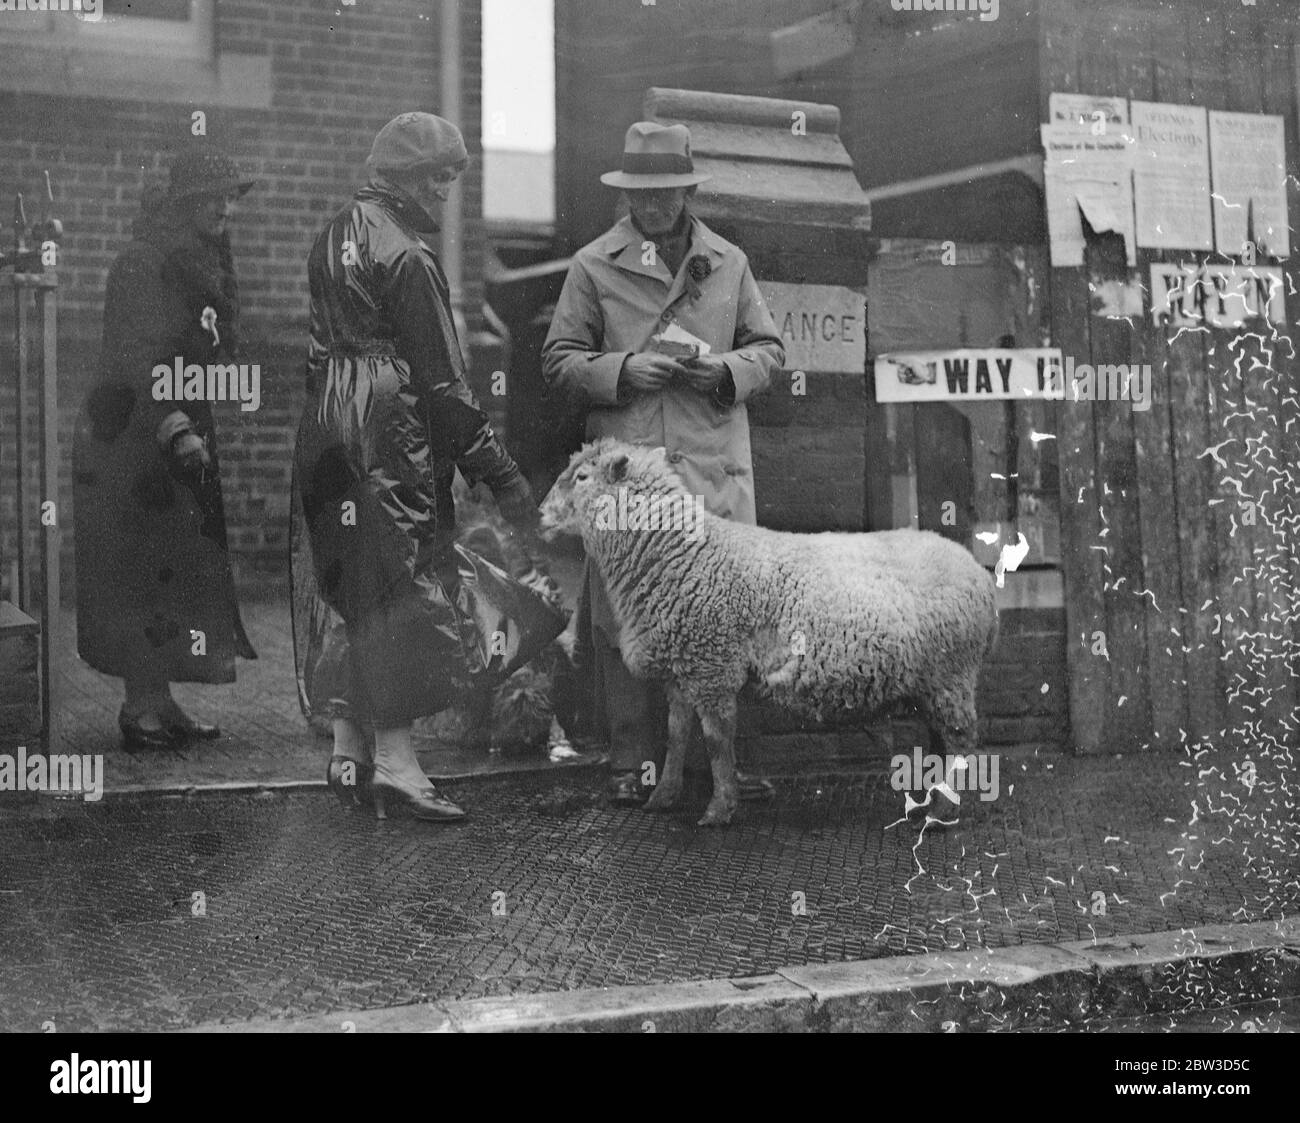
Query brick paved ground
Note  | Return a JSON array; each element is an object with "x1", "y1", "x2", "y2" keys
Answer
[{"x1": 0, "y1": 749, "x2": 1292, "y2": 1031}]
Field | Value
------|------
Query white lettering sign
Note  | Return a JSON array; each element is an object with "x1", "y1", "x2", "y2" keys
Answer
[{"x1": 875, "y1": 348, "x2": 1064, "y2": 402}]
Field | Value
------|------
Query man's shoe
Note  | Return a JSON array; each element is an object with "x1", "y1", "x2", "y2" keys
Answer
[
  {"x1": 607, "y1": 772, "x2": 648, "y2": 807},
  {"x1": 735, "y1": 770, "x2": 775, "y2": 802}
]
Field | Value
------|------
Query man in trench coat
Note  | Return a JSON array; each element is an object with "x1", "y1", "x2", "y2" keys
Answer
[{"x1": 542, "y1": 121, "x2": 784, "y2": 805}]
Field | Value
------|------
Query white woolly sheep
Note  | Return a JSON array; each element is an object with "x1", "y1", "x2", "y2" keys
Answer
[{"x1": 539, "y1": 439, "x2": 999, "y2": 827}]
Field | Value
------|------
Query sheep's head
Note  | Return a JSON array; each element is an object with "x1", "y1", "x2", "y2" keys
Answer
[{"x1": 539, "y1": 439, "x2": 689, "y2": 541}]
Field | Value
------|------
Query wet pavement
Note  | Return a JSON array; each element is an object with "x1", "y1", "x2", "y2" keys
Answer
[{"x1": 0, "y1": 750, "x2": 1293, "y2": 1031}]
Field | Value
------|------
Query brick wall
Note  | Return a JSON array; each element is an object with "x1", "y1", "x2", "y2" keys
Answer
[
  {"x1": 0, "y1": 0, "x2": 486, "y2": 597},
  {"x1": 749, "y1": 374, "x2": 868, "y2": 533},
  {"x1": 977, "y1": 608, "x2": 1070, "y2": 753}
]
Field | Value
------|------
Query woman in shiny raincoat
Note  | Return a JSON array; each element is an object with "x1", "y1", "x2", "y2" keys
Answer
[
  {"x1": 292, "y1": 112, "x2": 539, "y2": 822},
  {"x1": 73, "y1": 146, "x2": 258, "y2": 749}
]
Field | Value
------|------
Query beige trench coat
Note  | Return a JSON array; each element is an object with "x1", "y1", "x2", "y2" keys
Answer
[{"x1": 542, "y1": 213, "x2": 783, "y2": 639}]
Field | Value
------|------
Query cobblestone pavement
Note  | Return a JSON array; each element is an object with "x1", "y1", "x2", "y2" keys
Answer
[{"x1": 0, "y1": 751, "x2": 1291, "y2": 1031}]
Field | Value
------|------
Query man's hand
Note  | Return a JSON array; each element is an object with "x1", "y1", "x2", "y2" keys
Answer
[
  {"x1": 678, "y1": 354, "x2": 729, "y2": 395},
  {"x1": 493, "y1": 473, "x2": 540, "y2": 532},
  {"x1": 619, "y1": 352, "x2": 686, "y2": 394}
]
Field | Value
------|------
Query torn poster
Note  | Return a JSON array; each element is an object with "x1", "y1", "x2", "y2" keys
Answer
[
  {"x1": 1041, "y1": 124, "x2": 1137, "y2": 267},
  {"x1": 1048, "y1": 92, "x2": 1128, "y2": 131},
  {"x1": 1209, "y1": 111, "x2": 1290, "y2": 259},
  {"x1": 1130, "y1": 101, "x2": 1213, "y2": 251},
  {"x1": 1150, "y1": 262, "x2": 1285, "y2": 328},
  {"x1": 1092, "y1": 278, "x2": 1145, "y2": 318}
]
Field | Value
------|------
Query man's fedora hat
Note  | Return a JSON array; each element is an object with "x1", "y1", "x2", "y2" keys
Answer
[
  {"x1": 600, "y1": 122, "x2": 711, "y2": 189},
  {"x1": 167, "y1": 144, "x2": 256, "y2": 201}
]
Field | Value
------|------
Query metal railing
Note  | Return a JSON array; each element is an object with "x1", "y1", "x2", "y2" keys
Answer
[{"x1": 1, "y1": 173, "x2": 61, "y2": 752}]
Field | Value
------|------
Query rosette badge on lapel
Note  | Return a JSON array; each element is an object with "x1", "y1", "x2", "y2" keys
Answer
[{"x1": 684, "y1": 254, "x2": 711, "y2": 301}]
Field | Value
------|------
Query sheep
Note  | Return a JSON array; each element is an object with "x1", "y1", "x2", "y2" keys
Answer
[{"x1": 538, "y1": 439, "x2": 999, "y2": 827}]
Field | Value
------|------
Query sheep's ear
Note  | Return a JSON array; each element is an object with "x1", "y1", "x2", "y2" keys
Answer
[{"x1": 605, "y1": 453, "x2": 630, "y2": 483}]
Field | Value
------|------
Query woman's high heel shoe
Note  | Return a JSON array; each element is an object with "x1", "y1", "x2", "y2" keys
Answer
[
  {"x1": 157, "y1": 700, "x2": 221, "y2": 741},
  {"x1": 370, "y1": 768, "x2": 466, "y2": 822},
  {"x1": 118, "y1": 708, "x2": 182, "y2": 749},
  {"x1": 326, "y1": 757, "x2": 374, "y2": 809}
]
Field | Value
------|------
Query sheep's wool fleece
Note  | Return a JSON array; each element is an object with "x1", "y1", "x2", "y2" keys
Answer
[{"x1": 566, "y1": 444, "x2": 997, "y2": 720}]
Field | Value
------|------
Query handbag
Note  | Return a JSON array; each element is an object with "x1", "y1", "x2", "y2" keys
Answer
[
  {"x1": 293, "y1": 518, "x2": 567, "y2": 725},
  {"x1": 439, "y1": 541, "x2": 569, "y2": 684}
]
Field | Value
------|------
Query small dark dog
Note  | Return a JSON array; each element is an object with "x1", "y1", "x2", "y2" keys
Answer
[{"x1": 419, "y1": 477, "x2": 580, "y2": 760}]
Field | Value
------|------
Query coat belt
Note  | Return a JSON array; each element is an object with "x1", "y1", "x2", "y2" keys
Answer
[{"x1": 328, "y1": 338, "x2": 397, "y2": 358}]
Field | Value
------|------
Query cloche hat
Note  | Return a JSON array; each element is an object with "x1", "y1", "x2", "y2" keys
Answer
[
  {"x1": 167, "y1": 145, "x2": 256, "y2": 201},
  {"x1": 600, "y1": 122, "x2": 711, "y2": 189},
  {"x1": 366, "y1": 111, "x2": 469, "y2": 175}
]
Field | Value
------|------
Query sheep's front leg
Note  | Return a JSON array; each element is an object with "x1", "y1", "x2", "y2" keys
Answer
[
  {"x1": 645, "y1": 683, "x2": 691, "y2": 811},
  {"x1": 697, "y1": 696, "x2": 739, "y2": 827}
]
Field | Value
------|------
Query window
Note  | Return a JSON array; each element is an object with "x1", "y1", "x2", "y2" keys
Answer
[
  {"x1": 0, "y1": 0, "x2": 213, "y2": 61},
  {"x1": 0, "y1": 0, "x2": 268, "y2": 107},
  {"x1": 482, "y1": 0, "x2": 556, "y2": 225}
]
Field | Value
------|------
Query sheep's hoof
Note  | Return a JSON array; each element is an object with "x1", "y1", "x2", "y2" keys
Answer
[
  {"x1": 697, "y1": 801, "x2": 735, "y2": 827},
  {"x1": 644, "y1": 782, "x2": 682, "y2": 811}
]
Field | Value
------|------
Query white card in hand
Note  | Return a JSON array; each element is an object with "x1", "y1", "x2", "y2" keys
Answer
[{"x1": 651, "y1": 321, "x2": 711, "y2": 358}]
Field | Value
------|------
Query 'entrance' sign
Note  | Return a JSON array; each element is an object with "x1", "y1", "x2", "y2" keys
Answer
[{"x1": 759, "y1": 281, "x2": 865, "y2": 373}]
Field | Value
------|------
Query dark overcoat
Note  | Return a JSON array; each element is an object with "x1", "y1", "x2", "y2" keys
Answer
[{"x1": 73, "y1": 203, "x2": 255, "y2": 683}]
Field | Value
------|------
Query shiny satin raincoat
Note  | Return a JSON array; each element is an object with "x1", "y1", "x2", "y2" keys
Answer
[{"x1": 291, "y1": 179, "x2": 536, "y2": 725}]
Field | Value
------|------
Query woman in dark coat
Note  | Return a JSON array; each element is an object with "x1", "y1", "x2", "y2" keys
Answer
[
  {"x1": 293, "y1": 112, "x2": 539, "y2": 821},
  {"x1": 73, "y1": 147, "x2": 258, "y2": 748}
]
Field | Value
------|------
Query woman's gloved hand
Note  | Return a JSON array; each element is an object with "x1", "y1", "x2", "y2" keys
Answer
[
  {"x1": 492, "y1": 473, "x2": 540, "y2": 533},
  {"x1": 171, "y1": 431, "x2": 212, "y2": 474},
  {"x1": 157, "y1": 409, "x2": 211, "y2": 474}
]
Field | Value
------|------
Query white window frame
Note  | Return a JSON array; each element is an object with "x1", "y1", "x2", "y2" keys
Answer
[
  {"x1": 0, "y1": 0, "x2": 271, "y2": 107},
  {"x1": 0, "y1": 0, "x2": 213, "y2": 63}
]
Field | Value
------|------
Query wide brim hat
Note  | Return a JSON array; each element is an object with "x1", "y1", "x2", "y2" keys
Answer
[
  {"x1": 600, "y1": 121, "x2": 711, "y2": 189},
  {"x1": 167, "y1": 145, "x2": 256, "y2": 201},
  {"x1": 366, "y1": 111, "x2": 470, "y2": 175}
]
